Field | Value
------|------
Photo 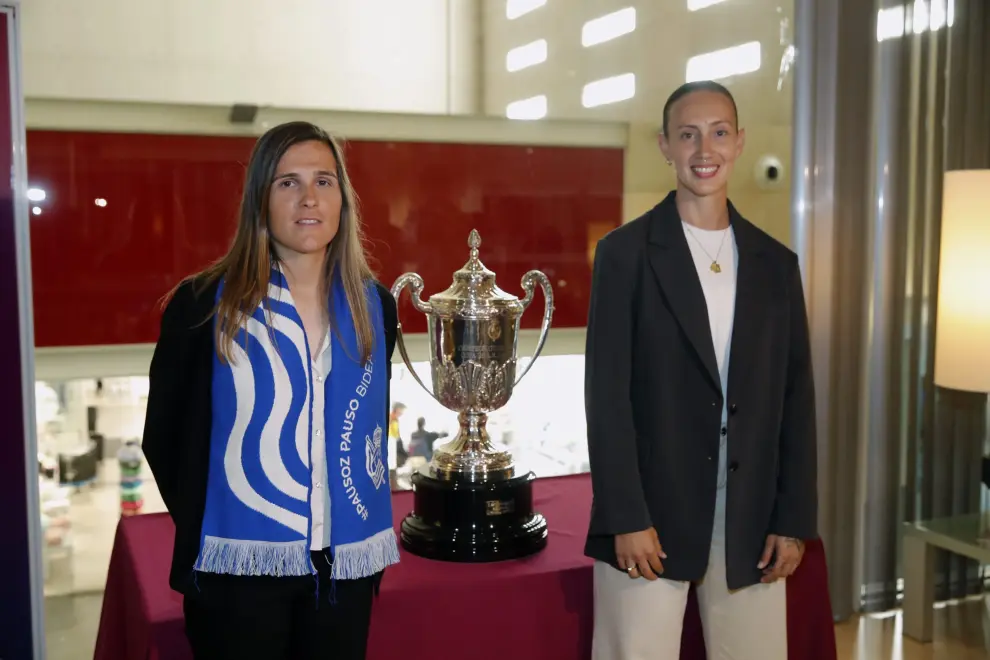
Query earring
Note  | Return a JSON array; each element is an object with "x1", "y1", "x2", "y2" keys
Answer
[{"x1": 665, "y1": 160, "x2": 672, "y2": 166}]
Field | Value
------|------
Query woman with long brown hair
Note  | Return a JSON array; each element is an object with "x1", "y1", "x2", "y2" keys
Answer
[{"x1": 142, "y1": 121, "x2": 399, "y2": 659}]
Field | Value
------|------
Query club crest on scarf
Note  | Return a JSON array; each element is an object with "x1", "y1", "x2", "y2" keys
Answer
[{"x1": 366, "y1": 425, "x2": 386, "y2": 490}]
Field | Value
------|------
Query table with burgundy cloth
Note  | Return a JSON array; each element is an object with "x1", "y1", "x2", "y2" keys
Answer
[{"x1": 94, "y1": 473, "x2": 837, "y2": 660}]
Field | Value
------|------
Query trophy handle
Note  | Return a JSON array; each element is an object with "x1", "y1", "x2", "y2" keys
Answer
[
  {"x1": 514, "y1": 270, "x2": 554, "y2": 386},
  {"x1": 390, "y1": 274, "x2": 441, "y2": 404}
]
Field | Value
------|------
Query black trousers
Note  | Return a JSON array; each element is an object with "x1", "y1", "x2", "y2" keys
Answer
[{"x1": 183, "y1": 564, "x2": 379, "y2": 660}]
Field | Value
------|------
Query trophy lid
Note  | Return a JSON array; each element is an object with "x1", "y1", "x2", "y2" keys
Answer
[{"x1": 427, "y1": 229, "x2": 524, "y2": 317}]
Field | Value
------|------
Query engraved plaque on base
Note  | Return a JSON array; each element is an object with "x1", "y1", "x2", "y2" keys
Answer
[{"x1": 391, "y1": 230, "x2": 553, "y2": 562}]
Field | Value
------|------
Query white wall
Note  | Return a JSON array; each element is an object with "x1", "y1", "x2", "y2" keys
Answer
[
  {"x1": 484, "y1": 0, "x2": 793, "y2": 124},
  {"x1": 22, "y1": 0, "x2": 478, "y2": 115},
  {"x1": 483, "y1": 0, "x2": 796, "y2": 244},
  {"x1": 24, "y1": 97, "x2": 627, "y2": 146}
]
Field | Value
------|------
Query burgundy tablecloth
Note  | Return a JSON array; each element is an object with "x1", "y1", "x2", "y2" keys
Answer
[{"x1": 94, "y1": 474, "x2": 836, "y2": 660}]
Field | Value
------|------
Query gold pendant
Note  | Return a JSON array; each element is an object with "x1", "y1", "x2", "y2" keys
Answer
[{"x1": 710, "y1": 262, "x2": 722, "y2": 273}]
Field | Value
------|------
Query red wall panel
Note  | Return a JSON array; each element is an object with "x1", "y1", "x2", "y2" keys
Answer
[{"x1": 26, "y1": 130, "x2": 623, "y2": 347}]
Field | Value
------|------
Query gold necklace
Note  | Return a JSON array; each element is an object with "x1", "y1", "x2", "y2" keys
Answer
[{"x1": 684, "y1": 224, "x2": 730, "y2": 273}]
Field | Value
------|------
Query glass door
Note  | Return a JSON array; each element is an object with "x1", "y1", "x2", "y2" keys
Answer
[{"x1": 0, "y1": 3, "x2": 46, "y2": 659}]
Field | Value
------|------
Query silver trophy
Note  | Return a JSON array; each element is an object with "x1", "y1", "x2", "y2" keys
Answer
[{"x1": 391, "y1": 229, "x2": 554, "y2": 483}]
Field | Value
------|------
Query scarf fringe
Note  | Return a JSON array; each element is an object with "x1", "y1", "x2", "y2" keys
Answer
[
  {"x1": 330, "y1": 528, "x2": 400, "y2": 580},
  {"x1": 195, "y1": 536, "x2": 313, "y2": 577}
]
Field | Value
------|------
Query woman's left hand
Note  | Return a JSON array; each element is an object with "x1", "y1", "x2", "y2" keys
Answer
[{"x1": 757, "y1": 534, "x2": 805, "y2": 583}]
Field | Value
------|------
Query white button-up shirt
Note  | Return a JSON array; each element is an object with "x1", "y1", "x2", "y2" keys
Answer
[{"x1": 309, "y1": 330, "x2": 333, "y2": 551}]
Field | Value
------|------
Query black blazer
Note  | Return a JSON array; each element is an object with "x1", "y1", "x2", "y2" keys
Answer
[
  {"x1": 583, "y1": 192, "x2": 818, "y2": 590},
  {"x1": 142, "y1": 277, "x2": 398, "y2": 594}
]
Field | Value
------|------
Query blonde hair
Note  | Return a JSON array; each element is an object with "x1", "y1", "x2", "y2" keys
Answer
[{"x1": 170, "y1": 121, "x2": 375, "y2": 364}]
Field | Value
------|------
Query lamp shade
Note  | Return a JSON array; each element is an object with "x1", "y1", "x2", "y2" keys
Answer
[{"x1": 933, "y1": 169, "x2": 990, "y2": 392}]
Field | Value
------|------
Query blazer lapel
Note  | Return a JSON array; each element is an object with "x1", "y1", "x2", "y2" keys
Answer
[
  {"x1": 725, "y1": 205, "x2": 769, "y2": 403},
  {"x1": 646, "y1": 193, "x2": 722, "y2": 393}
]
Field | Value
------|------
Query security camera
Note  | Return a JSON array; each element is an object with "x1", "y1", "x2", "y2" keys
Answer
[{"x1": 754, "y1": 155, "x2": 785, "y2": 190}]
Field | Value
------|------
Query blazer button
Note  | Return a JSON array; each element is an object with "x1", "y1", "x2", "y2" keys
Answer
[
  {"x1": 729, "y1": 461, "x2": 739, "y2": 472},
  {"x1": 729, "y1": 403, "x2": 738, "y2": 415}
]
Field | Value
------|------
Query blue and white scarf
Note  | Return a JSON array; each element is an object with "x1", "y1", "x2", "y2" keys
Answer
[{"x1": 194, "y1": 268, "x2": 399, "y2": 580}]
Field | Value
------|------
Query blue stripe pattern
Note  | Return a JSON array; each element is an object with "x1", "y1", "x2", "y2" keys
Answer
[{"x1": 193, "y1": 268, "x2": 399, "y2": 579}]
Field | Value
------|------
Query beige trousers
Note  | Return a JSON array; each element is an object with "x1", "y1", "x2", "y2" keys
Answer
[{"x1": 591, "y1": 486, "x2": 787, "y2": 660}]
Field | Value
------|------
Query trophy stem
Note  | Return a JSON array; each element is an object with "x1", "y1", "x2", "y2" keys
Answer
[
  {"x1": 452, "y1": 411, "x2": 492, "y2": 454},
  {"x1": 429, "y1": 411, "x2": 515, "y2": 482}
]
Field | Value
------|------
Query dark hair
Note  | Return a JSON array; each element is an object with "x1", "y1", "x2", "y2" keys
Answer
[{"x1": 661, "y1": 81, "x2": 739, "y2": 136}]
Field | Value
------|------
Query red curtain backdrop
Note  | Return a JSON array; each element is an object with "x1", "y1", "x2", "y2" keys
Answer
[{"x1": 26, "y1": 131, "x2": 624, "y2": 347}]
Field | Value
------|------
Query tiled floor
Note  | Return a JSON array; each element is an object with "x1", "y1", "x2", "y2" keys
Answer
[
  {"x1": 44, "y1": 593, "x2": 102, "y2": 660},
  {"x1": 834, "y1": 599, "x2": 990, "y2": 658},
  {"x1": 41, "y1": 457, "x2": 165, "y2": 658},
  {"x1": 43, "y1": 459, "x2": 165, "y2": 597}
]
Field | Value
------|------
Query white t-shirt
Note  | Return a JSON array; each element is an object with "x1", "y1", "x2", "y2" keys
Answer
[{"x1": 681, "y1": 221, "x2": 738, "y2": 492}]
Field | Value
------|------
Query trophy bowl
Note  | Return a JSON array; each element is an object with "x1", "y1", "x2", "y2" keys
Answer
[{"x1": 391, "y1": 229, "x2": 553, "y2": 562}]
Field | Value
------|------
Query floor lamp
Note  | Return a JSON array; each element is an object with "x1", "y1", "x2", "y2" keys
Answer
[{"x1": 932, "y1": 169, "x2": 990, "y2": 598}]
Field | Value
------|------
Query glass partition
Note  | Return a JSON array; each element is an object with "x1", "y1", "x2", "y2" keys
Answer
[{"x1": 33, "y1": 350, "x2": 588, "y2": 596}]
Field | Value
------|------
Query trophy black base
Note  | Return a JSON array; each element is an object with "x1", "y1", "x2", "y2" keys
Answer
[{"x1": 400, "y1": 469, "x2": 548, "y2": 562}]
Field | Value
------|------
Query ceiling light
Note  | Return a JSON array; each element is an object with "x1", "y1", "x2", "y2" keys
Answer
[
  {"x1": 581, "y1": 8, "x2": 636, "y2": 48},
  {"x1": 507, "y1": 0, "x2": 546, "y2": 20},
  {"x1": 685, "y1": 41, "x2": 761, "y2": 82},
  {"x1": 506, "y1": 95, "x2": 548, "y2": 120},
  {"x1": 582, "y1": 73, "x2": 635, "y2": 108},
  {"x1": 506, "y1": 39, "x2": 548, "y2": 72},
  {"x1": 687, "y1": 0, "x2": 729, "y2": 10}
]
